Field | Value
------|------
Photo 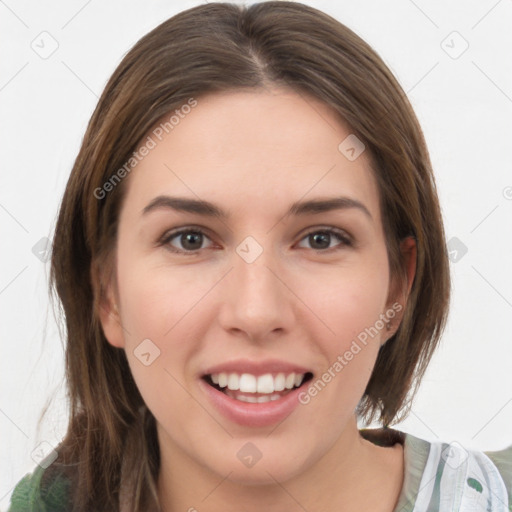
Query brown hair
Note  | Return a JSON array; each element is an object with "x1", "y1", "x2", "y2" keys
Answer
[{"x1": 48, "y1": 1, "x2": 450, "y2": 510}]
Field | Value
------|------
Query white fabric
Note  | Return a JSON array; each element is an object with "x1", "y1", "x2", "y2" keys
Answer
[{"x1": 411, "y1": 440, "x2": 509, "y2": 512}]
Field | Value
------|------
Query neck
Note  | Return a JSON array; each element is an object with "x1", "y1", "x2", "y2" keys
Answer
[{"x1": 156, "y1": 416, "x2": 404, "y2": 512}]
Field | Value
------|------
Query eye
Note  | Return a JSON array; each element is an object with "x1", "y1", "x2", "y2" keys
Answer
[
  {"x1": 160, "y1": 228, "x2": 214, "y2": 253},
  {"x1": 159, "y1": 226, "x2": 353, "y2": 255},
  {"x1": 296, "y1": 227, "x2": 352, "y2": 251}
]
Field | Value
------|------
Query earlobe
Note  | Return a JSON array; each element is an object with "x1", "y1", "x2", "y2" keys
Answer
[
  {"x1": 389, "y1": 236, "x2": 417, "y2": 306},
  {"x1": 97, "y1": 288, "x2": 126, "y2": 349},
  {"x1": 401, "y1": 236, "x2": 417, "y2": 298},
  {"x1": 383, "y1": 236, "x2": 417, "y2": 340},
  {"x1": 92, "y1": 260, "x2": 126, "y2": 349}
]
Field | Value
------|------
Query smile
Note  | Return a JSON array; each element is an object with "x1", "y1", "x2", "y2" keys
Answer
[
  {"x1": 204, "y1": 372, "x2": 312, "y2": 403},
  {"x1": 199, "y1": 361, "x2": 314, "y2": 427}
]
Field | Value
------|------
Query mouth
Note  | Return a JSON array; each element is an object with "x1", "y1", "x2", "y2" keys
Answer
[
  {"x1": 202, "y1": 371, "x2": 314, "y2": 404},
  {"x1": 199, "y1": 360, "x2": 315, "y2": 427}
]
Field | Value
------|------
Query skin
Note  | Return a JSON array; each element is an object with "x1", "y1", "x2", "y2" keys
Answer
[{"x1": 99, "y1": 88, "x2": 416, "y2": 511}]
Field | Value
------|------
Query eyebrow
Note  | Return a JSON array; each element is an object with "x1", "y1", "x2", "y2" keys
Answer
[{"x1": 142, "y1": 195, "x2": 372, "y2": 220}]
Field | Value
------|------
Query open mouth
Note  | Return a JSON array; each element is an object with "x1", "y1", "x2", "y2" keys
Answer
[{"x1": 202, "y1": 371, "x2": 314, "y2": 403}]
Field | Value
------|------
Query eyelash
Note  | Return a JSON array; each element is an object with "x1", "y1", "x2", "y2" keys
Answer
[{"x1": 158, "y1": 226, "x2": 353, "y2": 255}]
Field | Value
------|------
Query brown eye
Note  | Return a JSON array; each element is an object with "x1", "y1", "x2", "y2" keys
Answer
[
  {"x1": 297, "y1": 228, "x2": 352, "y2": 251},
  {"x1": 161, "y1": 229, "x2": 213, "y2": 253},
  {"x1": 308, "y1": 232, "x2": 331, "y2": 250}
]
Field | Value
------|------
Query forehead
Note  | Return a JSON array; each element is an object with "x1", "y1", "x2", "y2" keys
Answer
[{"x1": 121, "y1": 88, "x2": 381, "y2": 223}]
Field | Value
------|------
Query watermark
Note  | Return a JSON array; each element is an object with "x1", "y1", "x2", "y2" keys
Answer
[
  {"x1": 32, "y1": 236, "x2": 52, "y2": 262},
  {"x1": 31, "y1": 31, "x2": 59, "y2": 59},
  {"x1": 93, "y1": 97, "x2": 198, "y2": 200},
  {"x1": 338, "y1": 134, "x2": 365, "y2": 161},
  {"x1": 298, "y1": 302, "x2": 402, "y2": 405},
  {"x1": 440, "y1": 31, "x2": 469, "y2": 60},
  {"x1": 236, "y1": 235, "x2": 264, "y2": 264},
  {"x1": 31, "y1": 441, "x2": 58, "y2": 469},
  {"x1": 134, "y1": 338, "x2": 161, "y2": 366},
  {"x1": 441, "y1": 441, "x2": 468, "y2": 469},
  {"x1": 447, "y1": 236, "x2": 468, "y2": 263},
  {"x1": 237, "y1": 442, "x2": 263, "y2": 468}
]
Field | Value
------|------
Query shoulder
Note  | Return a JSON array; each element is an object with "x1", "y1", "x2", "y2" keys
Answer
[
  {"x1": 8, "y1": 460, "x2": 71, "y2": 512},
  {"x1": 360, "y1": 427, "x2": 512, "y2": 511},
  {"x1": 484, "y1": 443, "x2": 512, "y2": 503},
  {"x1": 400, "y1": 430, "x2": 511, "y2": 512}
]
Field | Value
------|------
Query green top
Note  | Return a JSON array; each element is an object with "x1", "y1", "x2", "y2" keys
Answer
[
  {"x1": 8, "y1": 461, "x2": 71, "y2": 512},
  {"x1": 8, "y1": 428, "x2": 512, "y2": 511}
]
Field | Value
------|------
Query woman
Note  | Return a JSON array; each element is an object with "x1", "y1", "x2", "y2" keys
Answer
[{"x1": 8, "y1": 2, "x2": 511, "y2": 511}]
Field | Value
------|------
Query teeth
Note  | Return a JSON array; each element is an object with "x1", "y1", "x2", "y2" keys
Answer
[
  {"x1": 256, "y1": 374, "x2": 273, "y2": 393},
  {"x1": 218, "y1": 373, "x2": 228, "y2": 388},
  {"x1": 210, "y1": 371, "x2": 306, "y2": 394},
  {"x1": 227, "y1": 373, "x2": 239, "y2": 390},
  {"x1": 285, "y1": 373, "x2": 296, "y2": 390},
  {"x1": 274, "y1": 373, "x2": 286, "y2": 391},
  {"x1": 230, "y1": 393, "x2": 284, "y2": 403},
  {"x1": 239, "y1": 373, "x2": 257, "y2": 393},
  {"x1": 236, "y1": 394, "x2": 258, "y2": 403}
]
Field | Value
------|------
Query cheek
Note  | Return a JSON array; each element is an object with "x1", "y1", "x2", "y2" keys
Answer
[
  {"x1": 114, "y1": 252, "x2": 208, "y2": 403},
  {"x1": 115, "y1": 256, "x2": 207, "y2": 435},
  {"x1": 116, "y1": 251, "x2": 204, "y2": 344},
  {"x1": 307, "y1": 256, "x2": 390, "y2": 344},
  {"x1": 297, "y1": 255, "x2": 390, "y2": 408}
]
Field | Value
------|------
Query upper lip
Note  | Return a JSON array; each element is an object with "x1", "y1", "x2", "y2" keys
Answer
[{"x1": 201, "y1": 359, "x2": 313, "y2": 377}]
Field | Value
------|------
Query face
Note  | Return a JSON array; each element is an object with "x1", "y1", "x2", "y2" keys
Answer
[{"x1": 99, "y1": 88, "x2": 411, "y2": 485}]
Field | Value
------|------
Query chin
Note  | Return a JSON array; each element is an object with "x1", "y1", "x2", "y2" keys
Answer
[
  {"x1": 200, "y1": 435, "x2": 319, "y2": 486},
  {"x1": 220, "y1": 458, "x2": 308, "y2": 486}
]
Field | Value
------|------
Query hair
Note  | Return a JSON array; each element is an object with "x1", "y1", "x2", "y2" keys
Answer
[{"x1": 47, "y1": 1, "x2": 450, "y2": 510}]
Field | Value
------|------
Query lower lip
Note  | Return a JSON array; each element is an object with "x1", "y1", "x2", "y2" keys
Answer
[{"x1": 199, "y1": 379, "x2": 305, "y2": 428}]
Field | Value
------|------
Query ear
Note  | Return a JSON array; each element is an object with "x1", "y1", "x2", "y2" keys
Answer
[
  {"x1": 385, "y1": 236, "x2": 417, "y2": 333},
  {"x1": 399, "y1": 236, "x2": 417, "y2": 300},
  {"x1": 92, "y1": 259, "x2": 126, "y2": 349}
]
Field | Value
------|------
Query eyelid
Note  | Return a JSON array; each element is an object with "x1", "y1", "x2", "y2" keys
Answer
[
  {"x1": 296, "y1": 226, "x2": 353, "y2": 250},
  {"x1": 158, "y1": 224, "x2": 354, "y2": 254},
  {"x1": 158, "y1": 225, "x2": 216, "y2": 252}
]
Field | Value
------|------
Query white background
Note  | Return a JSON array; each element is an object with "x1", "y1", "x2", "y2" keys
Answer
[{"x1": 1, "y1": 0, "x2": 511, "y2": 508}]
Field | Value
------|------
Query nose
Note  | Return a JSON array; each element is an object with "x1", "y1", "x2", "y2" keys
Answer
[{"x1": 217, "y1": 244, "x2": 295, "y2": 343}]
